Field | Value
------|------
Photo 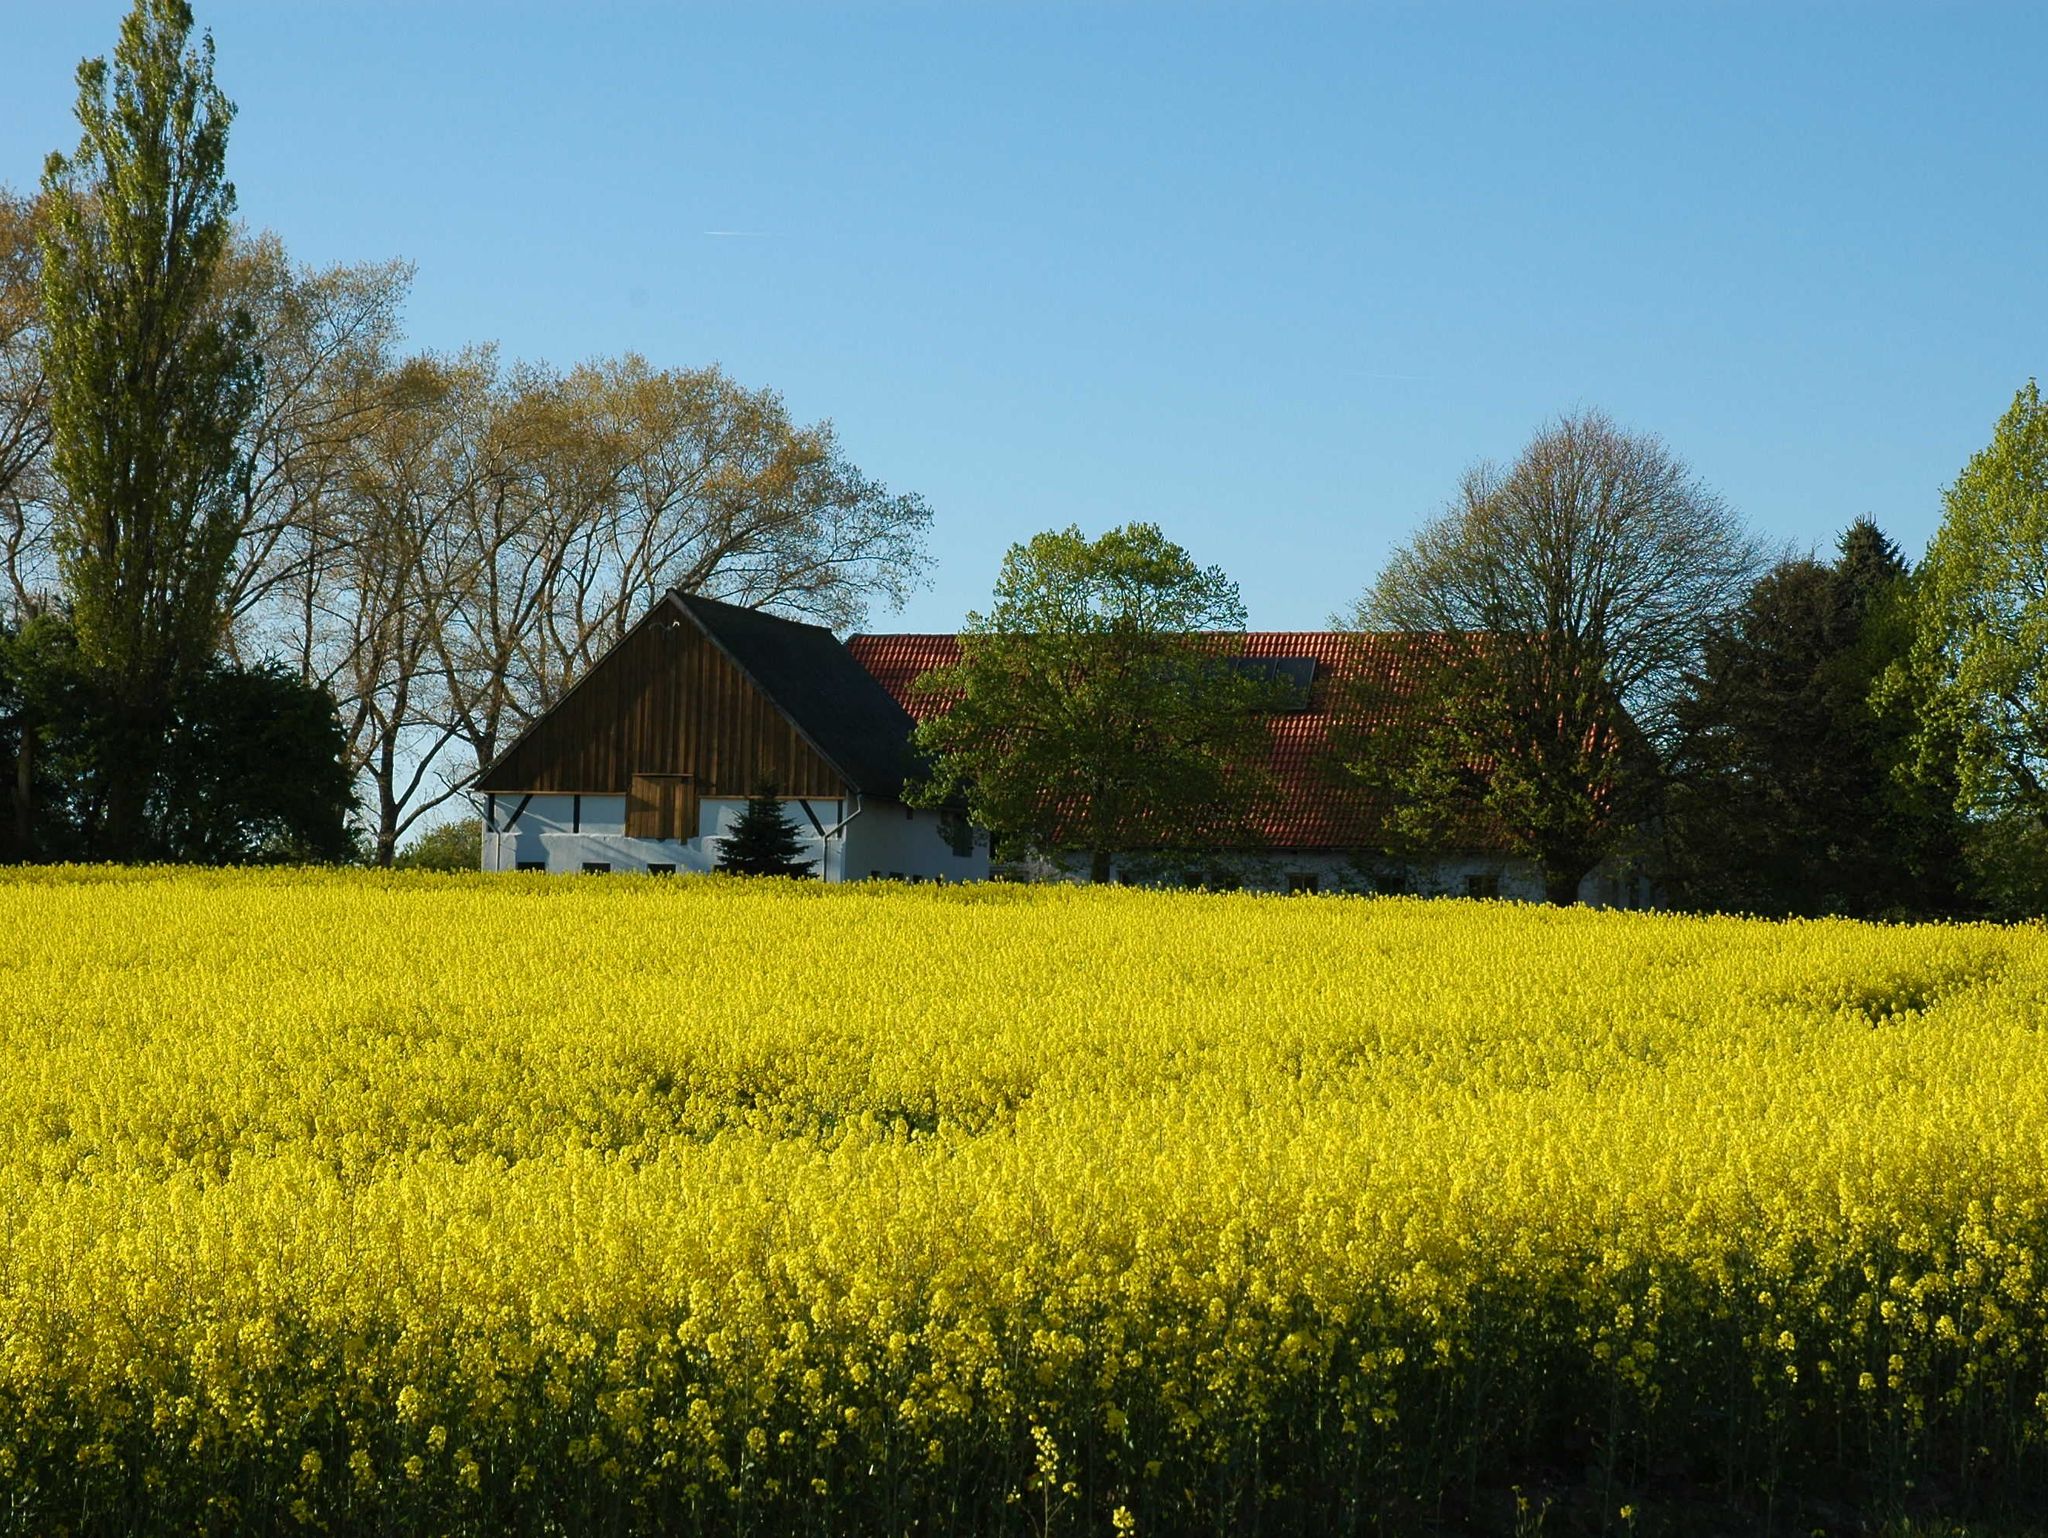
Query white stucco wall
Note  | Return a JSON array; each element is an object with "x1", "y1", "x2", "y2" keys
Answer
[
  {"x1": 840, "y1": 800, "x2": 990, "y2": 883},
  {"x1": 479, "y1": 793, "x2": 989, "y2": 884},
  {"x1": 485, "y1": 794, "x2": 627, "y2": 839},
  {"x1": 478, "y1": 790, "x2": 1640, "y2": 904}
]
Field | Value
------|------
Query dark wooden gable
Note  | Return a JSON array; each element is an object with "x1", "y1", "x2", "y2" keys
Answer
[{"x1": 476, "y1": 602, "x2": 851, "y2": 825}]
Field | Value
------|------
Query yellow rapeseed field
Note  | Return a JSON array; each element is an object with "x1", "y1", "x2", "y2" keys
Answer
[{"x1": 3, "y1": 867, "x2": 2047, "y2": 1535}]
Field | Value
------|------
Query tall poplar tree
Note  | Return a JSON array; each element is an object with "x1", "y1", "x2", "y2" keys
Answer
[{"x1": 38, "y1": 0, "x2": 257, "y2": 855}]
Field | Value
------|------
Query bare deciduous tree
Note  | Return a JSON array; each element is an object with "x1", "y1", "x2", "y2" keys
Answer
[
  {"x1": 214, "y1": 236, "x2": 411, "y2": 647},
  {"x1": 422, "y1": 354, "x2": 933, "y2": 777},
  {"x1": 310, "y1": 350, "x2": 494, "y2": 865},
  {"x1": 1338, "y1": 408, "x2": 1765, "y2": 903},
  {"x1": 0, "y1": 192, "x2": 55, "y2": 618}
]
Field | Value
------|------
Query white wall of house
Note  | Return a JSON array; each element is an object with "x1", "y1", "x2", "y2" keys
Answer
[
  {"x1": 476, "y1": 798, "x2": 1646, "y2": 905},
  {"x1": 479, "y1": 793, "x2": 989, "y2": 883},
  {"x1": 840, "y1": 799, "x2": 990, "y2": 883}
]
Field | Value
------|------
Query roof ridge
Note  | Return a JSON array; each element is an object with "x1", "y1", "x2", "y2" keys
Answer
[{"x1": 670, "y1": 588, "x2": 842, "y2": 636}]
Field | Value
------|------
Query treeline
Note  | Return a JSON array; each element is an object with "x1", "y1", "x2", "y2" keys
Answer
[
  {"x1": 902, "y1": 403, "x2": 2048, "y2": 921},
  {"x1": 1341, "y1": 397, "x2": 2048, "y2": 920},
  {"x1": 0, "y1": 2, "x2": 929, "y2": 866}
]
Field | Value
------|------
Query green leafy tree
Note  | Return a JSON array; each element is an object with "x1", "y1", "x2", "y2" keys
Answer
[
  {"x1": 2, "y1": 609, "x2": 351, "y2": 863},
  {"x1": 1899, "y1": 381, "x2": 2048, "y2": 830},
  {"x1": 37, "y1": 0, "x2": 258, "y2": 856},
  {"x1": 394, "y1": 817, "x2": 481, "y2": 872},
  {"x1": 0, "y1": 605, "x2": 102, "y2": 861},
  {"x1": 1338, "y1": 410, "x2": 1762, "y2": 904},
  {"x1": 147, "y1": 658, "x2": 356, "y2": 863},
  {"x1": 906, "y1": 523, "x2": 1281, "y2": 883},
  {"x1": 1664, "y1": 519, "x2": 1964, "y2": 918},
  {"x1": 715, "y1": 783, "x2": 815, "y2": 877}
]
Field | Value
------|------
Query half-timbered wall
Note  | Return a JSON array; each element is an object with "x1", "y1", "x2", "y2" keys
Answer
[{"x1": 477, "y1": 609, "x2": 848, "y2": 800}]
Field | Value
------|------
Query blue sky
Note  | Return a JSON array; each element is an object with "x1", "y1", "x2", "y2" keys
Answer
[{"x1": 5, "y1": 2, "x2": 2044, "y2": 634}]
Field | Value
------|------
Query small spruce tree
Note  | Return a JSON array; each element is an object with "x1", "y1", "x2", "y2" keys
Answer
[{"x1": 715, "y1": 783, "x2": 816, "y2": 877}]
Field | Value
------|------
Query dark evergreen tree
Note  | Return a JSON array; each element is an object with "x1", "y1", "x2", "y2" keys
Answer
[
  {"x1": 1, "y1": 609, "x2": 355, "y2": 863},
  {"x1": 1664, "y1": 518, "x2": 1965, "y2": 918},
  {"x1": 715, "y1": 783, "x2": 816, "y2": 877},
  {"x1": 0, "y1": 608, "x2": 106, "y2": 862},
  {"x1": 146, "y1": 658, "x2": 357, "y2": 863}
]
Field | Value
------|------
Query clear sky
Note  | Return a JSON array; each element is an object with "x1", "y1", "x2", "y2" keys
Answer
[{"x1": 5, "y1": 2, "x2": 2044, "y2": 635}]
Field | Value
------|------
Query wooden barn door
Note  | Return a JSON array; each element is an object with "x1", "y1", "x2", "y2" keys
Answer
[{"x1": 628, "y1": 774, "x2": 697, "y2": 841}]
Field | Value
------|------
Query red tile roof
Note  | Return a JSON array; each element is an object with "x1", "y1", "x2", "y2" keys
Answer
[{"x1": 845, "y1": 631, "x2": 1454, "y2": 852}]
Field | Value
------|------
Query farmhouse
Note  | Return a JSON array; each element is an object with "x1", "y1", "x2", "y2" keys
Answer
[
  {"x1": 476, "y1": 592, "x2": 983, "y2": 882},
  {"x1": 478, "y1": 590, "x2": 1650, "y2": 904}
]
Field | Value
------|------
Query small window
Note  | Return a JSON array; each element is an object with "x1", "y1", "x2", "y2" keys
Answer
[
  {"x1": 582, "y1": 861, "x2": 611, "y2": 875},
  {"x1": 889, "y1": 871, "x2": 904, "y2": 881},
  {"x1": 516, "y1": 861, "x2": 546, "y2": 873},
  {"x1": 1464, "y1": 871, "x2": 1500, "y2": 900},
  {"x1": 647, "y1": 863, "x2": 675, "y2": 876},
  {"x1": 1287, "y1": 873, "x2": 1320, "y2": 895}
]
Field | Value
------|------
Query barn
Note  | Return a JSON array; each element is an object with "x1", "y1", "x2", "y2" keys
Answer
[
  {"x1": 475, "y1": 592, "x2": 985, "y2": 882},
  {"x1": 478, "y1": 589, "x2": 1650, "y2": 903}
]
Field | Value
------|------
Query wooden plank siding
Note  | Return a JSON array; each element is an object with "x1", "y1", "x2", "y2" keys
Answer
[
  {"x1": 476, "y1": 608, "x2": 849, "y2": 802},
  {"x1": 627, "y1": 774, "x2": 697, "y2": 840}
]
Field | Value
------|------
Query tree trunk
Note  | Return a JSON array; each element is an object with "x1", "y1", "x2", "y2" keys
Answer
[
  {"x1": 98, "y1": 699, "x2": 167, "y2": 861},
  {"x1": 1090, "y1": 848, "x2": 1113, "y2": 884},
  {"x1": 375, "y1": 757, "x2": 399, "y2": 869}
]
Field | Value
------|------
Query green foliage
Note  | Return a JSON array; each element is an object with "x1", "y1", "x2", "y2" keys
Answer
[
  {"x1": 715, "y1": 783, "x2": 815, "y2": 877},
  {"x1": 148, "y1": 657, "x2": 357, "y2": 864},
  {"x1": 0, "y1": 609, "x2": 354, "y2": 863},
  {"x1": 1898, "y1": 381, "x2": 2048, "y2": 832},
  {"x1": 395, "y1": 818, "x2": 482, "y2": 873},
  {"x1": 0, "y1": 607, "x2": 103, "y2": 862},
  {"x1": 1960, "y1": 816, "x2": 2048, "y2": 921},
  {"x1": 36, "y1": 0, "x2": 258, "y2": 854},
  {"x1": 905, "y1": 523, "x2": 1282, "y2": 883},
  {"x1": 1665, "y1": 519, "x2": 1966, "y2": 918}
]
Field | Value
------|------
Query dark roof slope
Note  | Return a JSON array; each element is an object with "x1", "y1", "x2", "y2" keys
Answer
[{"x1": 676, "y1": 592, "x2": 922, "y2": 797}]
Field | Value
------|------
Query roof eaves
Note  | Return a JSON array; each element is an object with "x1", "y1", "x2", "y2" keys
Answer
[{"x1": 474, "y1": 602, "x2": 671, "y2": 793}]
